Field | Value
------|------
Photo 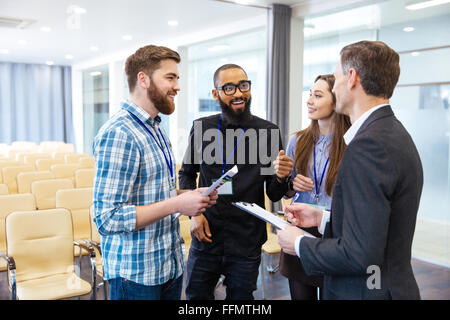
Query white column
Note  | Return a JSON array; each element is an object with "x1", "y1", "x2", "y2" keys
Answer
[
  {"x1": 288, "y1": 16, "x2": 304, "y2": 136},
  {"x1": 109, "y1": 60, "x2": 126, "y2": 117},
  {"x1": 172, "y1": 46, "x2": 190, "y2": 164}
]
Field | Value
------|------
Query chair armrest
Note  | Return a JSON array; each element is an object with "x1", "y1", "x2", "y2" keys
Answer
[
  {"x1": 0, "y1": 252, "x2": 16, "y2": 270},
  {"x1": 73, "y1": 241, "x2": 96, "y2": 258},
  {"x1": 0, "y1": 252, "x2": 17, "y2": 300},
  {"x1": 83, "y1": 239, "x2": 102, "y2": 254}
]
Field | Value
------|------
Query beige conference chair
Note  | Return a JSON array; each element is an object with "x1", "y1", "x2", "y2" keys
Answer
[
  {"x1": 51, "y1": 163, "x2": 80, "y2": 184},
  {"x1": 1, "y1": 165, "x2": 34, "y2": 194},
  {"x1": 0, "y1": 160, "x2": 21, "y2": 184},
  {"x1": 1, "y1": 208, "x2": 96, "y2": 300},
  {"x1": 23, "y1": 154, "x2": 51, "y2": 169},
  {"x1": 0, "y1": 184, "x2": 8, "y2": 195},
  {"x1": 55, "y1": 187, "x2": 93, "y2": 257},
  {"x1": 31, "y1": 178, "x2": 74, "y2": 210},
  {"x1": 0, "y1": 194, "x2": 36, "y2": 272},
  {"x1": 78, "y1": 157, "x2": 95, "y2": 169},
  {"x1": 16, "y1": 171, "x2": 54, "y2": 194},
  {"x1": 75, "y1": 168, "x2": 94, "y2": 188},
  {"x1": 36, "y1": 158, "x2": 64, "y2": 171},
  {"x1": 65, "y1": 154, "x2": 89, "y2": 164},
  {"x1": 51, "y1": 151, "x2": 73, "y2": 161}
]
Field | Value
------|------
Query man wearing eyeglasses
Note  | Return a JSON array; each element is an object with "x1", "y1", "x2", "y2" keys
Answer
[{"x1": 179, "y1": 64, "x2": 293, "y2": 300}]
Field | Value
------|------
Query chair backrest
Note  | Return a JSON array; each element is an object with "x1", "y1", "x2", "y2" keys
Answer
[
  {"x1": 65, "y1": 154, "x2": 89, "y2": 164},
  {"x1": 51, "y1": 152, "x2": 73, "y2": 160},
  {"x1": 75, "y1": 168, "x2": 94, "y2": 188},
  {"x1": 0, "y1": 194, "x2": 36, "y2": 257},
  {"x1": 35, "y1": 158, "x2": 64, "y2": 171},
  {"x1": 31, "y1": 178, "x2": 74, "y2": 209},
  {"x1": 6, "y1": 209, "x2": 75, "y2": 283},
  {"x1": 179, "y1": 215, "x2": 192, "y2": 254},
  {"x1": 23, "y1": 154, "x2": 51, "y2": 169},
  {"x1": 78, "y1": 157, "x2": 95, "y2": 169},
  {"x1": 11, "y1": 141, "x2": 37, "y2": 149},
  {"x1": 0, "y1": 184, "x2": 8, "y2": 195},
  {"x1": 89, "y1": 205, "x2": 101, "y2": 243},
  {"x1": 56, "y1": 187, "x2": 93, "y2": 241},
  {"x1": 0, "y1": 160, "x2": 21, "y2": 183},
  {"x1": 2, "y1": 165, "x2": 34, "y2": 194},
  {"x1": 51, "y1": 163, "x2": 80, "y2": 180},
  {"x1": 17, "y1": 171, "x2": 55, "y2": 194}
]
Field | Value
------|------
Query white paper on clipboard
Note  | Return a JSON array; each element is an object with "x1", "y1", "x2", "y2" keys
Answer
[
  {"x1": 172, "y1": 165, "x2": 239, "y2": 220},
  {"x1": 232, "y1": 202, "x2": 316, "y2": 237}
]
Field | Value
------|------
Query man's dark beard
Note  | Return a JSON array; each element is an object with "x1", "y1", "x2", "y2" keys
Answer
[
  {"x1": 147, "y1": 81, "x2": 175, "y2": 115},
  {"x1": 218, "y1": 96, "x2": 252, "y2": 126}
]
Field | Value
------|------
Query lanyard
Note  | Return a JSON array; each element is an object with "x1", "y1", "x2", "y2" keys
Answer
[
  {"x1": 128, "y1": 112, "x2": 174, "y2": 184},
  {"x1": 313, "y1": 144, "x2": 329, "y2": 203},
  {"x1": 218, "y1": 115, "x2": 245, "y2": 175}
]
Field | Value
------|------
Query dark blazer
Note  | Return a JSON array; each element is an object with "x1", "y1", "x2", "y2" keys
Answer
[{"x1": 300, "y1": 106, "x2": 423, "y2": 300}]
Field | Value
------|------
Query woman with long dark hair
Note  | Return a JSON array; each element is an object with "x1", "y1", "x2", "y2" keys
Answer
[{"x1": 279, "y1": 74, "x2": 351, "y2": 300}]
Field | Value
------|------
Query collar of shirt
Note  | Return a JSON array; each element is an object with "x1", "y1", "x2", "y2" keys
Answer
[
  {"x1": 344, "y1": 104, "x2": 389, "y2": 145},
  {"x1": 121, "y1": 100, "x2": 161, "y2": 127}
]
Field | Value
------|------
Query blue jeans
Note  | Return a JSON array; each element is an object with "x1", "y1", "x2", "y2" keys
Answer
[
  {"x1": 185, "y1": 247, "x2": 261, "y2": 300},
  {"x1": 108, "y1": 276, "x2": 183, "y2": 300}
]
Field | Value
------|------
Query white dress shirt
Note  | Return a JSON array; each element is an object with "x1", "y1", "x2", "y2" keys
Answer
[{"x1": 294, "y1": 104, "x2": 389, "y2": 258}]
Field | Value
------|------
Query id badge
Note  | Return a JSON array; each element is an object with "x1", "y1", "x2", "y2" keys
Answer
[{"x1": 212, "y1": 178, "x2": 233, "y2": 195}]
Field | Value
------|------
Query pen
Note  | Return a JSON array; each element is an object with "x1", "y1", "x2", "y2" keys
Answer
[{"x1": 284, "y1": 192, "x2": 300, "y2": 216}]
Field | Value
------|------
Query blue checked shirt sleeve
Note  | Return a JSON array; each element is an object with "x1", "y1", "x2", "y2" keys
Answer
[{"x1": 93, "y1": 127, "x2": 139, "y2": 236}]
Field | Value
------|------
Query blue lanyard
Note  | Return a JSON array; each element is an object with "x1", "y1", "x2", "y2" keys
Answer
[
  {"x1": 218, "y1": 115, "x2": 245, "y2": 175},
  {"x1": 313, "y1": 144, "x2": 329, "y2": 202},
  {"x1": 128, "y1": 112, "x2": 174, "y2": 184}
]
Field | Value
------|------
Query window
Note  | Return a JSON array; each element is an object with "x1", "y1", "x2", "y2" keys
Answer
[{"x1": 82, "y1": 64, "x2": 109, "y2": 155}]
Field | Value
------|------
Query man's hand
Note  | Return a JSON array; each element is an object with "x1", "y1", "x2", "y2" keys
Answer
[
  {"x1": 273, "y1": 150, "x2": 293, "y2": 179},
  {"x1": 175, "y1": 189, "x2": 211, "y2": 217},
  {"x1": 277, "y1": 226, "x2": 304, "y2": 256},
  {"x1": 191, "y1": 214, "x2": 212, "y2": 243},
  {"x1": 286, "y1": 203, "x2": 322, "y2": 228},
  {"x1": 197, "y1": 188, "x2": 218, "y2": 208},
  {"x1": 292, "y1": 174, "x2": 314, "y2": 192}
]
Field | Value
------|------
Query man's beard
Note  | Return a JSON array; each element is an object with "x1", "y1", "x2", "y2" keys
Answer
[
  {"x1": 147, "y1": 81, "x2": 175, "y2": 115},
  {"x1": 218, "y1": 96, "x2": 252, "y2": 126}
]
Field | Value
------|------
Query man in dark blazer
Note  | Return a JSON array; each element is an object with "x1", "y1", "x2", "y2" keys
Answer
[{"x1": 278, "y1": 40, "x2": 423, "y2": 300}]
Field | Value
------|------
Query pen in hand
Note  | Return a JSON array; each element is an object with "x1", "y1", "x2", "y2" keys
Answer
[{"x1": 283, "y1": 192, "x2": 300, "y2": 217}]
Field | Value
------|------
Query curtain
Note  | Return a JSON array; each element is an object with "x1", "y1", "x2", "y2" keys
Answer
[
  {"x1": 266, "y1": 4, "x2": 291, "y2": 212},
  {"x1": 0, "y1": 62, "x2": 74, "y2": 144},
  {"x1": 266, "y1": 3, "x2": 291, "y2": 145}
]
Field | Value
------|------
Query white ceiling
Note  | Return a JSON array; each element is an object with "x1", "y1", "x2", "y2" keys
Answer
[{"x1": 1, "y1": 0, "x2": 449, "y2": 66}]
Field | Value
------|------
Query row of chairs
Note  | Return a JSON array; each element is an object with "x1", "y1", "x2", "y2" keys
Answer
[
  {"x1": 0, "y1": 141, "x2": 75, "y2": 158},
  {"x1": 0, "y1": 158, "x2": 94, "y2": 195},
  {"x1": 0, "y1": 189, "x2": 104, "y2": 300}
]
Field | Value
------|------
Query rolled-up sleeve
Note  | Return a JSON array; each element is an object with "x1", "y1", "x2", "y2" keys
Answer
[{"x1": 93, "y1": 128, "x2": 139, "y2": 236}]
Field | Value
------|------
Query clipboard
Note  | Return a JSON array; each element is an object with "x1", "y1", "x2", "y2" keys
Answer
[
  {"x1": 232, "y1": 201, "x2": 316, "y2": 237},
  {"x1": 172, "y1": 165, "x2": 239, "y2": 219}
]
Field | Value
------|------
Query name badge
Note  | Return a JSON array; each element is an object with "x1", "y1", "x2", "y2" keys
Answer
[{"x1": 212, "y1": 178, "x2": 233, "y2": 195}]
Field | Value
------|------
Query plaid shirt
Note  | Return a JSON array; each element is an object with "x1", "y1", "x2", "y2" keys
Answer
[{"x1": 93, "y1": 101, "x2": 184, "y2": 286}]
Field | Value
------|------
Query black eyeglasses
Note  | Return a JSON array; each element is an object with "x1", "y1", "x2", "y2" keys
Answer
[{"x1": 216, "y1": 80, "x2": 251, "y2": 96}]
